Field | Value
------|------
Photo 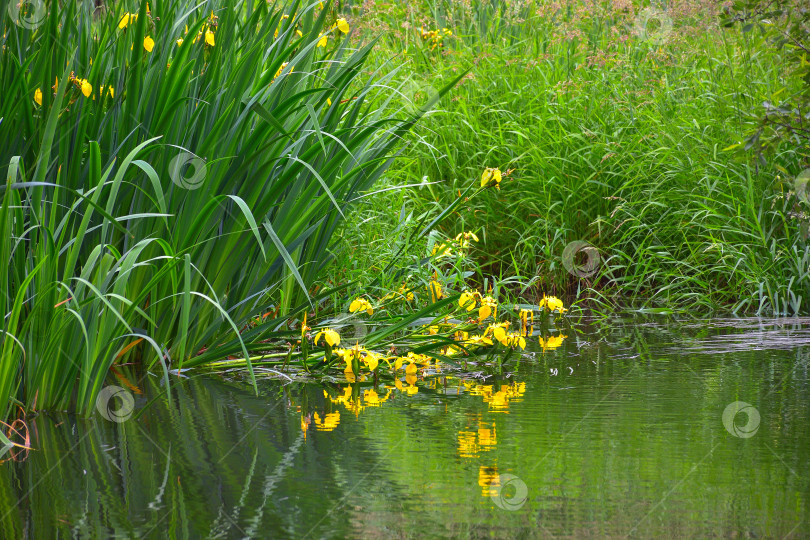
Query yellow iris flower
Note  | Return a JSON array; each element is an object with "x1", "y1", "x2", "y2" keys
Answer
[
  {"x1": 300, "y1": 312, "x2": 311, "y2": 340},
  {"x1": 335, "y1": 18, "x2": 350, "y2": 34},
  {"x1": 34, "y1": 88, "x2": 42, "y2": 105},
  {"x1": 455, "y1": 231, "x2": 480, "y2": 252},
  {"x1": 78, "y1": 79, "x2": 92, "y2": 97},
  {"x1": 93, "y1": 86, "x2": 113, "y2": 100},
  {"x1": 484, "y1": 322, "x2": 510, "y2": 345},
  {"x1": 459, "y1": 290, "x2": 478, "y2": 311},
  {"x1": 539, "y1": 295, "x2": 566, "y2": 313},
  {"x1": 314, "y1": 328, "x2": 340, "y2": 347},
  {"x1": 405, "y1": 373, "x2": 418, "y2": 393},
  {"x1": 466, "y1": 334, "x2": 494, "y2": 346},
  {"x1": 503, "y1": 332, "x2": 526, "y2": 350},
  {"x1": 479, "y1": 296, "x2": 497, "y2": 321},
  {"x1": 519, "y1": 308, "x2": 534, "y2": 333},
  {"x1": 364, "y1": 352, "x2": 380, "y2": 372},
  {"x1": 428, "y1": 280, "x2": 443, "y2": 302},
  {"x1": 382, "y1": 284, "x2": 414, "y2": 303},
  {"x1": 118, "y1": 13, "x2": 136, "y2": 29},
  {"x1": 349, "y1": 297, "x2": 373, "y2": 315},
  {"x1": 481, "y1": 167, "x2": 502, "y2": 189},
  {"x1": 143, "y1": 36, "x2": 155, "y2": 52},
  {"x1": 432, "y1": 242, "x2": 453, "y2": 258}
]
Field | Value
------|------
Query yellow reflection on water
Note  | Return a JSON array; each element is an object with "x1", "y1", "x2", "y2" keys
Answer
[
  {"x1": 478, "y1": 465, "x2": 499, "y2": 497},
  {"x1": 478, "y1": 424, "x2": 496, "y2": 448},
  {"x1": 300, "y1": 376, "x2": 527, "y2": 438},
  {"x1": 539, "y1": 333, "x2": 567, "y2": 352},
  {"x1": 464, "y1": 381, "x2": 526, "y2": 411},
  {"x1": 314, "y1": 411, "x2": 340, "y2": 431},
  {"x1": 458, "y1": 420, "x2": 498, "y2": 458}
]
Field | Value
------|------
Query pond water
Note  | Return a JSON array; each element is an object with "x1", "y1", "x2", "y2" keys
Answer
[{"x1": 2, "y1": 317, "x2": 809, "y2": 538}]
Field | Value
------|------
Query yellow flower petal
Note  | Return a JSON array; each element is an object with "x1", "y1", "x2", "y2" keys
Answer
[
  {"x1": 34, "y1": 88, "x2": 42, "y2": 105},
  {"x1": 481, "y1": 167, "x2": 502, "y2": 189},
  {"x1": 336, "y1": 18, "x2": 350, "y2": 34},
  {"x1": 459, "y1": 291, "x2": 476, "y2": 311},
  {"x1": 349, "y1": 297, "x2": 373, "y2": 315},
  {"x1": 325, "y1": 329, "x2": 340, "y2": 347},
  {"x1": 80, "y1": 79, "x2": 92, "y2": 98},
  {"x1": 143, "y1": 36, "x2": 155, "y2": 52},
  {"x1": 479, "y1": 305, "x2": 491, "y2": 321},
  {"x1": 205, "y1": 30, "x2": 215, "y2": 47},
  {"x1": 428, "y1": 280, "x2": 442, "y2": 302}
]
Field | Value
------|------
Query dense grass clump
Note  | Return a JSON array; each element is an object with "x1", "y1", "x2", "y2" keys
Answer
[
  {"x1": 0, "y1": 0, "x2": 434, "y2": 417},
  {"x1": 334, "y1": 0, "x2": 809, "y2": 316}
]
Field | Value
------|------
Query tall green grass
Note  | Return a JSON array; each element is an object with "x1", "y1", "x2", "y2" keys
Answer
[
  {"x1": 339, "y1": 0, "x2": 809, "y2": 315},
  {"x1": 0, "y1": 0, "x2": 433, "y2": 417}
]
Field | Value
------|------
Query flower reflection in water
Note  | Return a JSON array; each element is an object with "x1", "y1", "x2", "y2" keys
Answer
[
  {"x1": 313, "y1": 411, "x2": 340, "y2": 431},
  {"x1": 458, "y1": 420, "x2": 497, "y2": 458},
  {"x1": 464, "y1": 381, "x2": 526, "y2": 412},
  {"x1": 478, "y1": 466, "x2": 499, "y2": 497},
  {"x1": 298, "y1": 377, "x2": 526, "y2": 450},
  {"x1": 539, "y1": 333, "x2": 567, "y2": 352}
]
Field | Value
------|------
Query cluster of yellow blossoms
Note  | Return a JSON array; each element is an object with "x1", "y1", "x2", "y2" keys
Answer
[
  {"x1": 328, "y1": 344, "x2": 442, "y2": 384},
  {"x1": 298, "y1": 141, "x2": 568, "y2": 386},
  {"x1": 349, "y1": 296, "x2": 374, "y2": 315},
  {"x1": 178, "y1": 11, "x2": 218, "y2": 47},
  {"x1": 317, "y1": 17, "x2": 350, "y2": 47},
  {"x1": 459, "y1": 290, "x2": 498, "y2": 322},
  {"x1": 34, "y1": 74, "x2": 114, "y2": 106},
  {"x1": 539, "y1": 294, "x2": 566, "y2": 312},
  {"x1": 419, "y1": 27, "x2": 453, "y2": 50},
  {"x1": 432, "y1": 231, "x2": 480, "y2": 259},
  {"x1": 119, "y1": 8, "x2": 218, "y2": 52},
  {"x1": 303, "y1": 290, "x2": 567, "y2": 383},
  {"x1": 334, "y1": 346, "x2": 383, "y2": 380},
  {"x1": 382, "y1": 283, "x2": 415, "y2": 303},
  {"x1": 118, "y1": 8, "x2": 160, "y2": 52}
]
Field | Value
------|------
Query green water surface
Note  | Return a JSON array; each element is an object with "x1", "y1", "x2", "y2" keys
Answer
[{"x1": 1, "y1": 317, "x2": 808, "y2": 538}]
